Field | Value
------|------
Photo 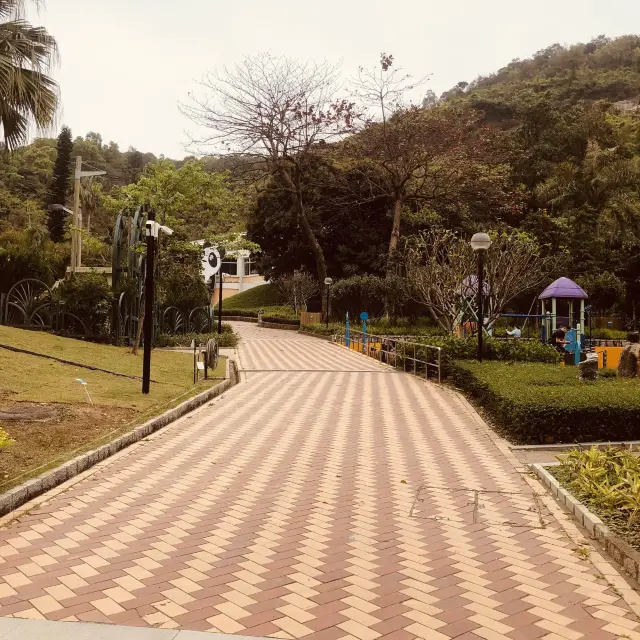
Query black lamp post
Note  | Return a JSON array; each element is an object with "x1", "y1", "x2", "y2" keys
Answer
[
  {"x1": 324, "y1": 277, "x2": 333, "y2": 328},
  {"x1": 470, "y1": 232, "x2": 492, "y2": 362}
]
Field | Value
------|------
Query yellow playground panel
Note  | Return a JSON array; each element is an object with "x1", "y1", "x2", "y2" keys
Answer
[
  {"x1": 349, "y1": 341, "x2": 382, "y2": 355},
  {"x1": 594, "y1": 346, "x2": 623, "y2": 369}
]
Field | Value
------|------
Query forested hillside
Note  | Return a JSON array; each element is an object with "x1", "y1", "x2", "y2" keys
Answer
[
  {"x1": 247, "y1": 35, "x2": 640, "y2": 318},
  {"x1": 4, "y1": 34, "x2": 640, "y2": 321}
]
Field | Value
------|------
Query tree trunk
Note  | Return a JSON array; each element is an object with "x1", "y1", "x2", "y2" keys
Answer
[
  {"x1": 280, "y1": 165, "x2": 328, "y2": 319},
  {"x1": 131, "y1": 309, "x2": 144, "y2": 356},
  {"x1": 386, "y1": 193, "x2": 403, "y2": 276}
]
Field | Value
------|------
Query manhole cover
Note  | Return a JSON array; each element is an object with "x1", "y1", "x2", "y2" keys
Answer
[{"x1": 411, "y1": 485, "x2": 545, "y2": 529}]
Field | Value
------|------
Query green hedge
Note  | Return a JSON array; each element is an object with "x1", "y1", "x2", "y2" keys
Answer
[
  {"x1": 217, "y1": 309, "x2": 258, "y2": 318},
  {"x1": 262, "y1": 315, "x2": 300, "y2": 326},
  {"x1": 156, "y1": 328, "x2": 238, "y2": 349},
  {"x1": 452, "y1": 361, "x2": 640, "y2": 444}
]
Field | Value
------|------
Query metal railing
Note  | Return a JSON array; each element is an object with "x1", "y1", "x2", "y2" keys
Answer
[{"x1": 336, "y1": 329, "x2": 442, "y2": 383}]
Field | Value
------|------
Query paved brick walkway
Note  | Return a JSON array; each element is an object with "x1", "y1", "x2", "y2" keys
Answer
[{"x1": 0, "y1": 324, "x2": 639, "y2": 639}]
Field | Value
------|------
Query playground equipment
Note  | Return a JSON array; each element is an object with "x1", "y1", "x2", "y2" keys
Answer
[{"x1": 539, "y1": 277, "x2": 588, "y2": 343}]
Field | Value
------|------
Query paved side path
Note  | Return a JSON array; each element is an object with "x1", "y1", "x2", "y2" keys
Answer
[{"x1": 0, "y1": 324, "x2": 638, "y2": 639}]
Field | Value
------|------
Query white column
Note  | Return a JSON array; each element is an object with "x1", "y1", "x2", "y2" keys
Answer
[
  {"x1": 238, "y1": 255, "x2": 244, "y2": 293},
  {"x1": 551, "y1": 298, "x2": 557, "y2": 331},
  {"x1": 580, "y1": 300, "x2": 585, "y2": 333}
]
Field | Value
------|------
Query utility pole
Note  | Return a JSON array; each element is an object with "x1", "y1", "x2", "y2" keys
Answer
[
  {"x1": 142, "y1": 210, "x2": 156, "y2": 394},
  {"x1": 218, "y1": 271, "x2": 224, "y2": 335},
  {"x1": 71, "y1": 156, "x2": 82, "y2": 272},
  {"x1": 70, "y1": 156, "x2": 107, "y2": 271}
]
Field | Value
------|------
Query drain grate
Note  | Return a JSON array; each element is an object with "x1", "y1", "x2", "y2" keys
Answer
[{"x1": 410, "y1": 485, "x2": 546, "y2": 529}]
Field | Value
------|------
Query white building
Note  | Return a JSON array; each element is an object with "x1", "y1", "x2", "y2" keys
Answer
[{"x1": 200, "y1": 244, "x2": 265, "y2": 303}]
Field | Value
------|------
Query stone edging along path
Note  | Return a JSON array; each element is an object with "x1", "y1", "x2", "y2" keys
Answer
[
  {"x1": 0, "y1": 359, "x2": 240, "y2": 519},
  {"x1": 532, "y1": 462, "x2": 640, "y2": 585}
]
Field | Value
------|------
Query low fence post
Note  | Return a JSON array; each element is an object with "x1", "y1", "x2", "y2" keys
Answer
[
  {"x1": 345, "y1": 312, "x2": 350, "y2": 348},
  {"x1": 362, "y1": 320, "x2": 367, "y2": 356}
]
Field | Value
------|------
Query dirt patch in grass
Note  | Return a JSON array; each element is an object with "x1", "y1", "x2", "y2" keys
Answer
[{"x1": 0, "y1": 402, "x2": 136, "y2": 491}]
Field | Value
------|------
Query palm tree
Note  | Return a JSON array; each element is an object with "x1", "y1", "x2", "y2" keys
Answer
[{"x1": 0, "y1": 0, "x2": 58, "y2": 150}]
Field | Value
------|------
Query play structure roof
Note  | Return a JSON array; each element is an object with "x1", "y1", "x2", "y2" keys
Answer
[
  {"x1": 458, "y1": 275, "x2": 490, "y2": 296},
  {"x1": 538, "y1": 277, "x2": 588, "y2": 300}
]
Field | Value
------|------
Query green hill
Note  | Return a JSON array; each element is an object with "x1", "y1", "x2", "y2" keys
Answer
[{"x1": 442, "y1": 35, "x2": 640, "y2": 122}]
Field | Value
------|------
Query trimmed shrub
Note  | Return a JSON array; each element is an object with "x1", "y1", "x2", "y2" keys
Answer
[
  {"x1": 397, "y1": 336, "x2": 561, "y2": 367},
  {"x1": 156, "y1": 328, "x2": 237, "y2": 349},
  {"x1": 218, "y1": 309, "x2": 258, "y2": 318},
  {"x1": 299, "y1": 323, "x2": 341, "y2": 336},
  {"x1": 261, "y1": 315, "x2": 300, "y2": 326},
  {"x1": 451, "y1": 361, "x2": 640, "y2": 444}
]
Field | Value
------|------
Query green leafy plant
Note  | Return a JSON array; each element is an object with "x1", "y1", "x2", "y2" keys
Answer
[
  {"x1": 555, "y1": 448, "x2": 640, "y2": 540},
  {"x1": 0, "y1": 428, "x2": 14, "y2": 450}
]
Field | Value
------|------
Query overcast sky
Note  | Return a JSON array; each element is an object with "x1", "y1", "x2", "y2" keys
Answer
[{"x1": 28, "y1": 0, "x2": 640, "y2": 159}]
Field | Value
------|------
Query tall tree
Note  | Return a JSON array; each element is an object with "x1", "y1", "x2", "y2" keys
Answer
[
  {"x1": 348, "y1": 55, "x2": 483, "y2": 274},
  {"x1": 0, "y1": 0, "x2": 59, "y2": 149},
  {"x1": 46, "y1": 125, "x2": 73, "y2": 241},
  {"x1": 181, "y1": 52, "x2": 357, "y2": 319}
]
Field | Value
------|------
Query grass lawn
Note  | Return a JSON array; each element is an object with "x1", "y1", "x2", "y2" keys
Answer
[
  {"x1": 452, "y1": 361, "x2": 640, "y2": 444},
  {"x1": 217, "y1": 284, "x2": 298, "y2": 318},
  {"x1": 0, "y1": 327, "x2": 226, "y2": 490},
  {"x1": 220, "y1": 283, "x2": 278, "y2": 310}
]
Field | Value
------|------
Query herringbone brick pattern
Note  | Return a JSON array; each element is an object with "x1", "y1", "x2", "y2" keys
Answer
[{"x1": 0, "y1": 324, "x2": 637, "y2": 639}]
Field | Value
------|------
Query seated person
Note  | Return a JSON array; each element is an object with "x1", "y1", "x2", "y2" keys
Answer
[
  {"x1": 550, "y1": 325, "x2": 568, "y2": 352},
  {"x1": 506, "y1": 326, "x2": 521, "y2": 339}
]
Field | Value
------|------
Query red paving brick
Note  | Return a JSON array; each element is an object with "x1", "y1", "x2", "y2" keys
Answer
[{"x1": 0, "y1": 323, "x2": 638, "y2": 639}]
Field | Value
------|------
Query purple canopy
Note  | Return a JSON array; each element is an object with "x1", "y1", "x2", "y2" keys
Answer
[
  {"x1": 539, "y1": 277, "x2": 588, "y2": 300},
  {"x1": 458, "y1": 276, "x2": 490, "y2": 297}
]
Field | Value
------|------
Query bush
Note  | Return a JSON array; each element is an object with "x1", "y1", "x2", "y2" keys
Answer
[
  {"x1": 157, "y1": 242, "x2": 209, "y2": 314},
  {"x1": 590, "y1": 328, "x2": 628, "y2": 340},
  {"x1": 451, "y1": 361, "x2": 640, "y2": 444},
  {"x1": 411, "y1": 336, "x2": 561, "y2": 365},
  {"x1": 300, "y1": 323, "x2": 341, "y2": 336},
  {"x1": 217, "y1": 309, "x2": 258, "y2": 318},
  {"x1": 331, "y1": 275, "x2": 419, "y2": 319},
  {"x1": 261, "y1": 315, "x2": 300, "y2": 326},
  {"x1": 156, "y1": 328, "x2": 238, "y2": 348},
  {"x1": 551, "y1": 448, "x2": 640, "y2": 550},
  {"x1": 0, "y1": 229, "x2": 68, "y2": 293},
  {"x1": 57, "y1": 272, "x2": 112, "y2": 335}
]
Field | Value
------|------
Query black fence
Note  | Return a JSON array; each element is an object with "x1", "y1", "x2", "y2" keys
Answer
[{"x1": 0, "y1": 278, "x2": 215, "y2": 346}]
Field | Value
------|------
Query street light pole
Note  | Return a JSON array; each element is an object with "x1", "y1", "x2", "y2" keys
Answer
[
  {"x1": 477, "y1": 250, "x2": 485, "y2": 362},
  {"x1": 142, "y1": 209, "x2": 156, "y2": 394},
  {"x1": 218, "y1": 271, "x2": 224, "y2": 335},
  {"x1": 324, "y1": 277, "x2": 333, "y2": 328},
  {"x1": 470, "y1": 232, "x2": 492, "y2": 363}
]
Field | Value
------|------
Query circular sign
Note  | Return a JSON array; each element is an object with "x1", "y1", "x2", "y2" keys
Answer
[
  {"x1": 360, "y1": 312, "x2": 369, "y2": 321},
  {"x1": 202, "y1": 247, "x2": 226, "y2": 280}
]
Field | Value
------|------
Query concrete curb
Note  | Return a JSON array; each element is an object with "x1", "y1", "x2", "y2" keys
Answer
[
  {"x1": 531, "y1": 462, "x2": 640, "y2": 583},
  {"x1": 0, "y1": 359, "x2": 240, "y2": 518},
  {"x1": 513, "y1": 440, "x2": 640, "y2": 452}
]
